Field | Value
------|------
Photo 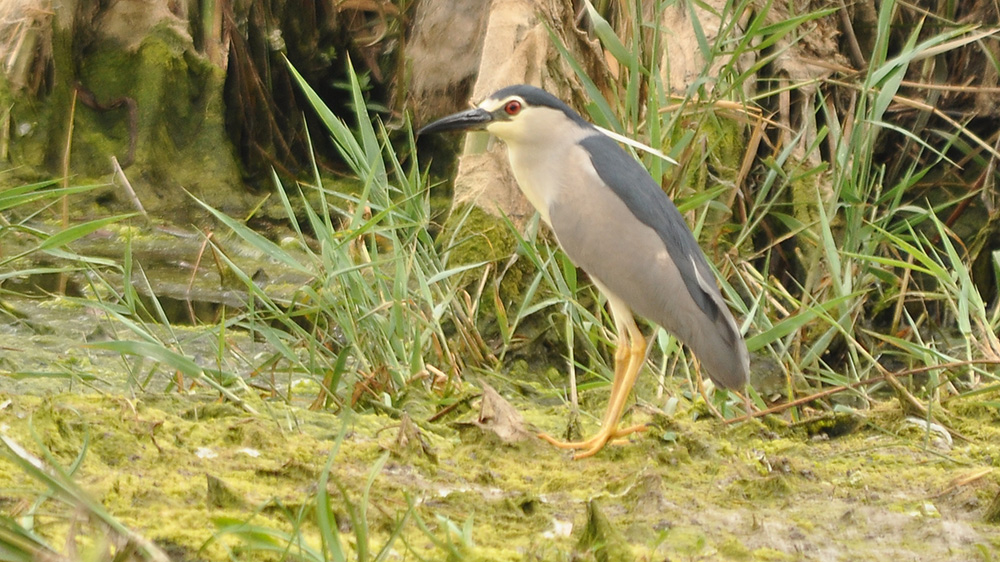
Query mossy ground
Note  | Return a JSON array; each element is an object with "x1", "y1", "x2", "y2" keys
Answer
[{"x1": 1, "y1": 296, "x2": 999, "y2": 560}]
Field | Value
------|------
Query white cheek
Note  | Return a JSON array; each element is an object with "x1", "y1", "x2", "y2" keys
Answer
[{"x1": 486, "y1": 120, "x2": 519, "y2": 141}]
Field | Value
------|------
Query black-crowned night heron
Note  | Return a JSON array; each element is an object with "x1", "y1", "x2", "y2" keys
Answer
[{"x1": 419, "y1": 85, "x2": 749, "y2": 458}]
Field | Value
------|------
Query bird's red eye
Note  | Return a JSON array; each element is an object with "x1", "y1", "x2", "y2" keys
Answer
[{"x1": 504, "y1": 100, "x2": 522, "y2": 115}]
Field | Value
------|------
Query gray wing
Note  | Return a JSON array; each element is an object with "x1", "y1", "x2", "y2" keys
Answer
[{"x1": 547, "y1": 133, "x2": 749, "y2": 389}]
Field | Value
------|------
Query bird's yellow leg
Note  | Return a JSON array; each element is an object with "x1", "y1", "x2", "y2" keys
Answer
[
  {"x1": 598, "y1": 330, "x2": 630, "y2": 426},
  {"x1": 590, "y1": 290, "x2": 646, "y2": 437},
  {"x1": 539, "y1": 296, "x2": 648, "y2": 458},
  {"x1": 538, "y1": 336, "x2": 639, "y2": 452}
]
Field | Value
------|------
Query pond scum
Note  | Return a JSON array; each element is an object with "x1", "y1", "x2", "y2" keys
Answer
[{"x1": 1, "y1": 375, "x2": 999, "y2": 560}]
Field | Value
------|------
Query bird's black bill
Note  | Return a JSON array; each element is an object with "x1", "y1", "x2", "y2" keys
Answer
[{"x1": 417, "y1": 108, "x2": 492, "y2": 135}]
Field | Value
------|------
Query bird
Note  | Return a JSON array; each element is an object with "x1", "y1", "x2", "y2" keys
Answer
[{"x1": 418, "y1": 84, "x2": 749, "y2": 458}]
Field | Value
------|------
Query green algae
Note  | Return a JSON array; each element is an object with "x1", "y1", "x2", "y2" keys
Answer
[
  {"x1": 576, "y1": 499, "x2": 634, "y2": 561},
  {"x1": 2, "y1": 378, "x2": 1000, "y2": 560}
]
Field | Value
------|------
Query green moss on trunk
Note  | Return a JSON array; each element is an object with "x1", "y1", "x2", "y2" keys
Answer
[{"x1": 8, "y1": 23, "x2": 249, "y2": 222}]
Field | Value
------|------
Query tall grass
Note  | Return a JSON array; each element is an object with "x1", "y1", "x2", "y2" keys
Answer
[
  {"x1": 214, "y1": 58, "x2": 488, "y2": 406},
  {"x1": 78, "y1": 58, "x2": 491, "y2": 416}
]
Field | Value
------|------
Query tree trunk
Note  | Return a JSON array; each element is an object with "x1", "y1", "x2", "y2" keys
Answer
[{"x1": 407, "y1": 0, "x2": 490, "y2": 128}]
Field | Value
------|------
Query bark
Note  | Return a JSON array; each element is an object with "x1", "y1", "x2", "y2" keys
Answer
[
  {"x1": 407, "y1": 0, "x2": 490, "y2": 127},
  {"x1": 659, "y1": 1, "x2": 754, "y2": 97}
]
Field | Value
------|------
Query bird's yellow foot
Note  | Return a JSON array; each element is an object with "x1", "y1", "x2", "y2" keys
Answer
[{"x1": 538, "y1": 423, "x2": 648, "y2": 459}]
